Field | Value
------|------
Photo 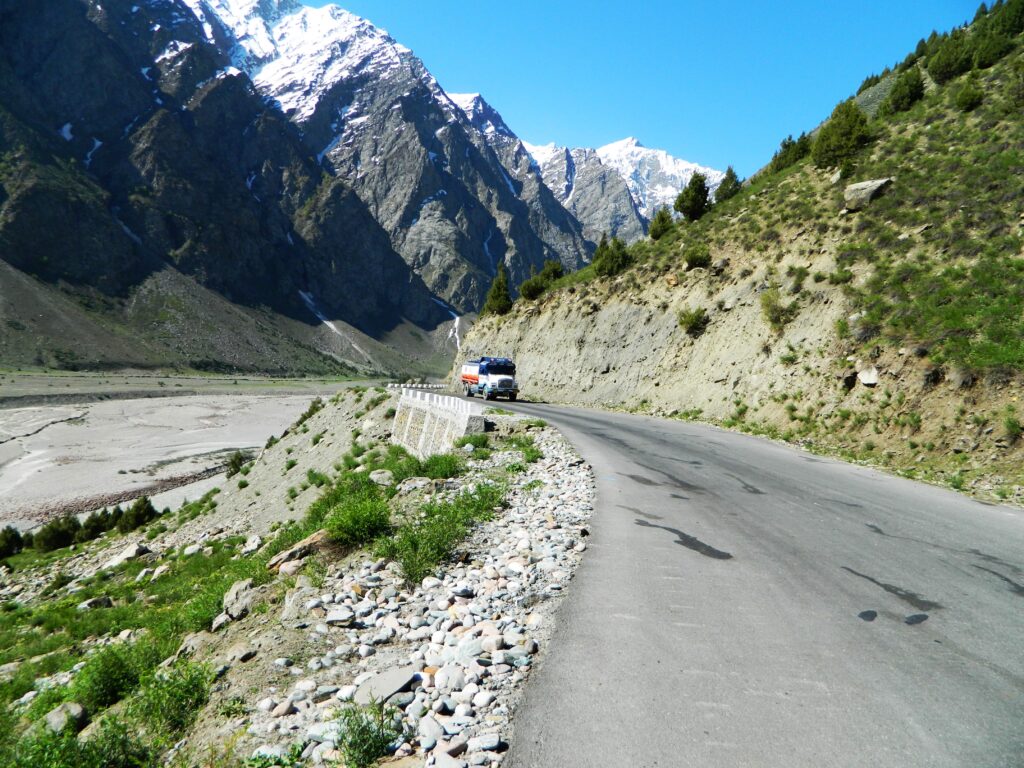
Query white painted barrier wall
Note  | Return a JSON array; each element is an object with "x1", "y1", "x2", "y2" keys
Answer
[{"x1": 391, "y1": 388, "x2": 485, "y2": 459}]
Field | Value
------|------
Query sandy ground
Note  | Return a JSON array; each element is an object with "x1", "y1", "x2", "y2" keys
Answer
[{"x1": 0, "y1": 393, "x2": 338, "y2": 529}]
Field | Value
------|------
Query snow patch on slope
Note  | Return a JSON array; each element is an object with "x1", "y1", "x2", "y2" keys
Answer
[{"x1": 596, "y1": 137, "x2": 723, "y2": 218}]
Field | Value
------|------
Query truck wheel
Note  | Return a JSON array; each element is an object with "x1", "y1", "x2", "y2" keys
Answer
[
  {"x1": 485, "y1": 392, "x2": 495, "y2": 401},
  {"x1": 508, "y1": 394, "x2": 517, "y2": 402},
  {"x1": 464, "y1": 385, "x2": 473, "y2": 398}
]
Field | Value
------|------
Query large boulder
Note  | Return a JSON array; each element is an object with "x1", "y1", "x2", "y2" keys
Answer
[
  {"x1": 45, "y1": 702, "x2": 87, "y2": 733},
  {"x1": 223, "y1": 578, "x2": 254, "y2": 620},
  {"x1": 843, "y1": 178, "x2": 894, "y2": 211},
  {"x1": 102, "y1": 542, "x2": 152, "y2": 571}
]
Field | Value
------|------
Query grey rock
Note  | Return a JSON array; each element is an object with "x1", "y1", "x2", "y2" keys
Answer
[
  {"x1": 467, "y1": 733, "x2": 501, "y2": 752},
  {"x1": 76, "y1": 596, "x2": 112, "y2": 611},
  {"x1": 102, "y1": 542, "x2": 151, "y2": 571},
  {"x1": 45, "y1": 702, "x2": 87, "y2": 734},
  {"x1": 325, "y1": 608, "x2": 355, "y2": 625},
  {"x1": 843, "y1": 178, "x2": 893, "y2": 211},
  {"x1": 369, "y1": 469, "x2": 395, "y2": 486},
  {"x1": 354, "y1": 665, "x2": 418, "y2": 706},
  {"x1": 241, "y1": 534, "x2": 263, "y2": 555}
]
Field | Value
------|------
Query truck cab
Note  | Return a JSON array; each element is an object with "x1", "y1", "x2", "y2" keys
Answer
[{"x1": 460, "y1": 357, "x2": 519, "y2": 401}]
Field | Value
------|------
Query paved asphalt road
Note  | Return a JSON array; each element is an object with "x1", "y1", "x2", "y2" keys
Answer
[{"x1": 499, "y1": 402, "x2": 1024, "y2": 768}]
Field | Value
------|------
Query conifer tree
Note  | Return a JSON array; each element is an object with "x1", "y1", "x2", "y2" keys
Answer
[
  {"x1": 482, "y1": 263, "x2": 513, "y2": 315},
  {"x1": 811, "y1": 100, "x2": 872, "y2": 168},
  {"x1": 648, "y1": 206, "x2": 674, "y2": 240},
  {"x1": 714, "y1": 166, "x2": 742, "y2": 203},
  {"x1": 674, "y1": 173, "x2": 710, "y2": 221}
]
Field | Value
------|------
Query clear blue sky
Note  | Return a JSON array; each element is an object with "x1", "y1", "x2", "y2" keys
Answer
[{"x1": 303, "y1": 1, "x2": 977, "y2": 176}]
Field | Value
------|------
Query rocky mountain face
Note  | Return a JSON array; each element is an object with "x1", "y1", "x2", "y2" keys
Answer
[
  {"x1": 189, "y1": 0, "x2": 590, "y2": 310},
  {"x1": 523, "y1": 142, "x2": 646, "y2": 244},
  {"x1": 0, "y1": 0, "x2": 453, "y2": 374},
  {"x1": 525, "y1": 138, "x2": 723, "y2": 243}
]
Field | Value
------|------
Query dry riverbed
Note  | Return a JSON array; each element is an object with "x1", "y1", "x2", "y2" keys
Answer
[{"x1": 0, "y1": 376, "x2": 354, "y2": 529}]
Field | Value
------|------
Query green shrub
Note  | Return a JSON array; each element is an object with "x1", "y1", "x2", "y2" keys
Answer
[
  {"x1": 336, "y1": 702, "x2": 404, "y2": 768},
  {"x1": 677, "y1": 307, "x2": 709, "y2": 337},
  {"x1": 482, "y1": 264, "x2": 513, "y2": 315},
  {"x1": 1004, "y1": 412, "x2": 1022, "y2": 443},
  {"x1": 420, "y1": 454, "x2": 464, "y2": 479},
  {"x1": 927, "y1": 31, "x2": 973, "y2": 84},
  {"x1": 454, "y1": 434, "x2": 489, "y2": 450},
  {"x1": 767, "y1": 133, "x2": 811, "y2": 174},
  {"x1": 881, "y1": 67, "x2": 925, "y2": 114},
  {"x1": 295, "y1": 397, "x2": 324, "y2": 429},
  {"x1": 972, "y1": 31, "x2": 1014, "y2": 69},
  {"x1": 377, "y1": 483, "x2": 503, "y2": 584},
  {"x1": 760, "y1": 287, "x2": 799, "y2": 332},
  {"x1": 71, "y1": 642, "x2": 161, "y2": 712},
  {"x1": 648, "y1": 207, "x2": 674, "y2": 240},
  {"x1": 673, "y1": 172, "x2": 711, "y2": 221},
  {"x1": 812, "y1": 100, "x2": 873, "y2": 168},
  {"x1": 591, "y1": 234, "x2": 632, "y2": 277},
  {"x1": 506, "y1": 435, "x2": 543, "y2": 463},
  {"x1": 117, "y1": 497, "x2": 157, "y2": 535},
  {"x1": 77, "y1": 510, "x2": 113, "y2": 543},
  {"x1": 0, "y1": 526, "x2": 23, "y2": 558},
  {"x1": 7, "y1": 717, "x2": 157, "y2": 768},
  {"x1": 519, "y1": 260, "x2": 565, "y2": 301},
  {"x1": 226, "y1": 451, "x2": 247, "y2": 478},
  {"x1": 682, "y1": 242, "x2": 711, "y2": 271},
  {"x1": 324, "y1": 485, "x2": 392, "y2": 548},
  {"x1": 714, "y1": 166, "x2": 742, "y2": 203},
  {"x1": 33, "y1": 515, "x2": 81, "y2": 552},
  {"x1": 127, "y1": 662, "x2": 210, "y2": 736},
  {"x1": 953, "y1": 79, "x2": 984, "y2": 111}
]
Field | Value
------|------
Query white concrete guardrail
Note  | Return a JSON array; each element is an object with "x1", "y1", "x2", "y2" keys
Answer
[{"x1": 391, "y1": 387, "x2": 485, "y2": 459}]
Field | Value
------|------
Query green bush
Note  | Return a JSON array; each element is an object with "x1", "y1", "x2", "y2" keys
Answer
[
  {"x1": 77, "y1": 510, "x2": 113, "y2": 543},
  {"x1": 71, "y1": 641, "x2": 161, "y2": 712},
  {"x1": 767, "y1": 133, "x2": 811, "y2": 174},
  {"x1": 33, "y1": 515, "x2": 81, "y2": 552},
  {"x1": 324, "y1": 485, "x2": 392, "y2": 548},
  {"x1": 506, "y1": 435, "x2": 543, "y2": 463},
  {"x1": 518, "y1": 259, "x2": 565, "y2": 300},
  {"x1": 377, "y1": 484, "x2": 503, "y2": 584},
  {"x1": 127, "y1": 662, "x2": 210, "y2": 736},
  {"x1": 7, "y1": 717, "x2": 157, "y2": 768},
  {"x1": 648, "y1": 207, "x2": 674, "y2": 240},
  {"x1": 591, "y1": 234, "x2": 632, "y2": 277},
  {"x1": 1004, "y1": 412, "x2": 1022, "y2": 443},
  {"x1": 673, "y1": 173, "x2": 711, "y2": 221},
  {"x1": 454, "y1": 434, "x2": 489, "y2": 450},
  {"x1": 294, "y1": 397, "x2": 324, "y2": 429},
  {"x1": 677, "y1": 307, "x2": 709, "y2": 337},
  {"x1": 760, "y1": 287, "x2": 799, "y2": 332},
  {"x1": 811, "y1": 100, "x2": 873, "y2": 168},
  {"x1": 714, "y1": 166, "x2": 742, "y2": 203},
  {"x1": 337, "y1": 702, "x2": 404, "y2": 768},
  {"x1": 226, "y1": 451, "x2": 247, "y2": 478},
  {"x1": 881, "y1": 67, "x2": 925, "y2": 114},
  {"x1": 973, "y1": 31, "x2": 1014, "y2": 68},
  {"x1": 117, "y1": 497, "x2": 157, "y2": 535},
  {"x1": 482, "y1": 264, "x2": 513, "y2": 315},
  {"x1": 927, "y1": 31, "x2": 973, "y2": 84},
  {"x1": 953, "y1": 78, "x2": 984, "y2": 111},
  {"x1": 0, "y1": 526, "x2": 23, "y2": 558},
  {"x1": 683, "y1": 243, "x2": 712, "y2": 271},
  {"x1": 420, "y1": 454, "x2": 464, "y2": 479}
]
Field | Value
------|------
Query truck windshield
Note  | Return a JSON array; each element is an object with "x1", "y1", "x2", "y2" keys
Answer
[{"x1": 485, "y1": 364, "x2": 515, "y2": 376}]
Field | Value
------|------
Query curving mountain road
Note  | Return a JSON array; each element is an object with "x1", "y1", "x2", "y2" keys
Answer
[{"x1": 500, "y1": 402, "x2": 1024, "y2": 768}]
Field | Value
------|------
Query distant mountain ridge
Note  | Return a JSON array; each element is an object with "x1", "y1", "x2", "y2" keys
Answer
[{"x1": 524, "y1": 137, "x2": 723, "y2": 242}]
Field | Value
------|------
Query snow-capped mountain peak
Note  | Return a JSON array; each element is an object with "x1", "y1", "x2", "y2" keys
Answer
[
  {"x1": 447, "y1": 92, "x2": 516, "y2": 139},
  {"x1": 181, "y1": 0, "x2": 416, "y2": 121},
  {"x1": 522, "y1": 141, "x2": 562, "y2": 168},
  {"x1": 596, "y1": 137, "x2": 724, "y2": 219}
]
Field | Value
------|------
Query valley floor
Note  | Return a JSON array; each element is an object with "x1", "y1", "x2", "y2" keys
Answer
[{"x1": 0, "y1": 373, "x2": 358, "y2": 529}]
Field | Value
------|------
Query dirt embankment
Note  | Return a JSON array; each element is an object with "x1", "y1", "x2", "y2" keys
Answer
[{"x1": 462, "y1": 241, "x2": 1024, "y2": 504}]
